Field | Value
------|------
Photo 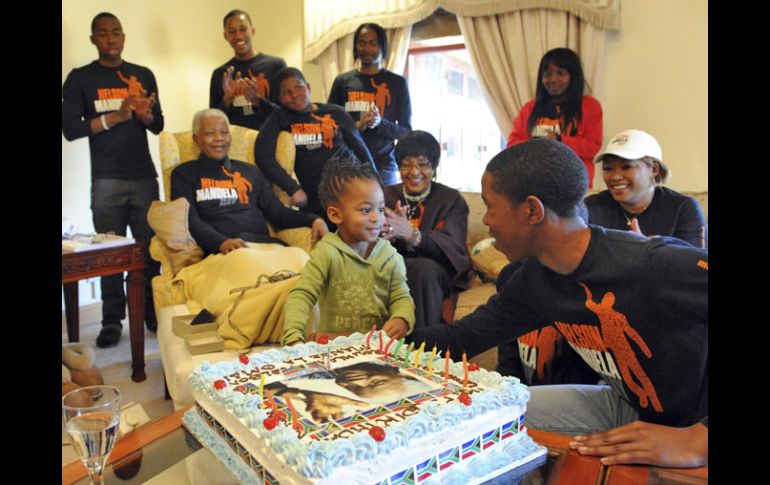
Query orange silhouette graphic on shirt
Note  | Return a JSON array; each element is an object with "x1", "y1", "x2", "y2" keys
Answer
[
  {"x1": 221, "y1": 166, "x2": 253, "y2": 204},
  {"x1": 578, "y1": 283, "x2": 663, "y2": 412},
  {"x1": 310, "y1": 113, "x2": 339, "y2": 149},
  {"x1": 117, "y1": 71, "x2": 147, "y2": 97},
  {"x1": 535, "y1": 327, "x2": 562, "y2": 381},
  {"x1": 248, "y1": 69, "x2": 270, "y2": 98},
  {"x1": 370, "y1": 78, "x2": 391, "y2": 115}
]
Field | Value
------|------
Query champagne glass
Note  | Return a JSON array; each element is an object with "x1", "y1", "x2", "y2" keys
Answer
[{"x1": 63, "y1": 385, "x2": 121, "y2": 485}]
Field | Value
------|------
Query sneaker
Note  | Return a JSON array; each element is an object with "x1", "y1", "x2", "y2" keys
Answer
[{"x1": 96, "y1": 323, "x2": 122, "y2": 348}]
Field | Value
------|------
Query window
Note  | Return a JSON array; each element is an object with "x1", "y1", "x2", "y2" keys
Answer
[{"x1": 404, "y1": 34, "x2": 504, "y2": 192}]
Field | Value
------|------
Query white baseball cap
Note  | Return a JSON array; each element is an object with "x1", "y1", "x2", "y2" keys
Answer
[
  {"x1": 594, "y1": 129, "x2": 663, "y2": 164},
  {"x1": 594, "y1": 129, "x2": 669, "y2": 183}
]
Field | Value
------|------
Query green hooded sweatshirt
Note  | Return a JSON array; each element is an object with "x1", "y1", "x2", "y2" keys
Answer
[{"x1": 282, "y1": 232, "x2": 415, "y2": 345}]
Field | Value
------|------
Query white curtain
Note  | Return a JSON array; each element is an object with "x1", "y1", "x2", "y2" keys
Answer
[
  {"x1": 457, "y1": 9, "x2": 605, "y2": 137},
  {"x1": 304, "y1": 0, "x2": 620, "y2": 61},
  {"x1": 315, "y1": 26, "x2": 413, "y2": 101}
]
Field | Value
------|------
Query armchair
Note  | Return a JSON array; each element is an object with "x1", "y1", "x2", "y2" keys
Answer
[
  {"x1": 150, "y1": 126, "x2": 311, "y2": 312},
  {"x1": 148, "y1": 125, "x2": 318, "y2": 409}
]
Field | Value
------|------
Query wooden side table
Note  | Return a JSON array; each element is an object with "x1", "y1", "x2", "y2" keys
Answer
[{"x1": 62, "y1": 242, "x2": 147, "y2": 382}]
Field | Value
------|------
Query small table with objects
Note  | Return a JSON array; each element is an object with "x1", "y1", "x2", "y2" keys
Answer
[
  {"x1": 61, "y1": 406, "x2": 708, "y2": 485},
  {"x1": 61, "y1": 241, "x2": 148, "y2": 382}
]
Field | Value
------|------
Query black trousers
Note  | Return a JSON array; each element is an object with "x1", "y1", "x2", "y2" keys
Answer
[{"x1": 91, "y1": 178, "x2": 160, "y2": 326}]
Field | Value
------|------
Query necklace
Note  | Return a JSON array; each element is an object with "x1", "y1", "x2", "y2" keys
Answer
[
  {"x1": 620, "y1": 203, "x2": 650, "y2": 227},
  {"x1": 403, "y1": 185, "x2": 431, "y2": 221}
]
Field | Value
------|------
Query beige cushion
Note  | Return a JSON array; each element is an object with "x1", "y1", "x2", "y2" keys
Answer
[
  {"x1": 147, "y1": 198, "x2": 204, "y2": 276},
  {"x1": 470, "y1": 238, "x2": 509, "y2": 282}
]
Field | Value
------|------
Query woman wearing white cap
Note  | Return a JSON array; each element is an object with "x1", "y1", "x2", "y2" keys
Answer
[{"x1": 585, "y1": 129, "x2": 707, "y2": 249}]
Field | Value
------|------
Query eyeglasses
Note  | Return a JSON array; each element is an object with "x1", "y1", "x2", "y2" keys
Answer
[{"x1": 400, "y1": 161, "x2": 433, "y2": 171}]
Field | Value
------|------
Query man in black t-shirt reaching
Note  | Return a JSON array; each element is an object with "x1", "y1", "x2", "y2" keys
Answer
[{"x1": 412, "y1": 139, "x2": 708, "y2": 469}]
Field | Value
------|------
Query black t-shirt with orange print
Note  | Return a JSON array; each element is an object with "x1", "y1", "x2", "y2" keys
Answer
[
  {"x1": 170, "y1": 155, "x2": 317, "y2": 254},
  {"x1": 255, "y1": 103, "x2": 375, "y2": 217},
  {"x1": 412, "y1": 226, "x2": 708, "y2": 427},
  {"x1": 210, "y1": 54, "x2": 286, "y2": 130},
  {"x1": 62, "y1": 60, "x2": 164, "y2": 180},
  {"x1": 328, "y1": 69, "x2": 411, "y2": 177}
]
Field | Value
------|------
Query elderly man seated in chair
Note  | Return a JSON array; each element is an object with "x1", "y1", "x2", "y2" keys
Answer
[
  {"x1": 172, "y1": 108, "x2": 328, "y2": 255},
  {"x1": 168, "y1": 108, "x2": 328, "y2": 349}
]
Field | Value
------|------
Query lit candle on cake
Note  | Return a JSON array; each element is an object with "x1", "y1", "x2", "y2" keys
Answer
[
  {"x1": 444, "y1": 349, "x2": 451, "y2": 380},
  {"x1": 394, "y1": 338, "x2": 405, "y2": 360},
  {"x1": 284, "y1": 394, "x2": 302, "y2": 433},
  {"x1": 384, "y1": 335, "x2": 396, "y2": 356},
  {"x1": 403, "y1": 341, "x2": 415, "y2": 366},
  {"x1": 259, "y1": 374, "x2": 265, "y2": 406},
  {"x1": 427, "y1": 346, "x2": 437, "y2": 374},
  {"x1": 378, "y1": 330, "x2": 384, "y2": 353},
  {"x1": 366, "y1": 324, "x2": 376, "y2": 348},
  {"x1": 462, "y1": 352, "x2": 468, "y2": 388},
  {"x1": 264, "y1": 388, "x2": 278, "y2": 413},
  {"x1": 413, "y1": 342, "x2": 425, "y2": 367}
]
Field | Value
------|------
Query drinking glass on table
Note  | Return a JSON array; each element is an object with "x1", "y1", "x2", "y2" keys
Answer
[{"x1": 63, "y1": 385, "x2": 121, "y2": 485}]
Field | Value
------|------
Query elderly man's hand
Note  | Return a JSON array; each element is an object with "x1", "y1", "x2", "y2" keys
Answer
[
  {"x1": 311, "y1": 218, "x2": 329, "y2": 244},
  {"x1": 219, "y1": 238, "x2": 248, "y2": 254},
  {"x1": 569, "y1": 421, "x2": 708, "y2": 468}
]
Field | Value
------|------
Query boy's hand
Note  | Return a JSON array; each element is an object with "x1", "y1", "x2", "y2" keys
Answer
[{"x1": 382, "y1": 318, "x2": 408, "y2": 340}]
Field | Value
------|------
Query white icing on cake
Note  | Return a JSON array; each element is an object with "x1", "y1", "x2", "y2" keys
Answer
[{"x1": 186, "y1": 332, "x2": 546, "y2": 484}]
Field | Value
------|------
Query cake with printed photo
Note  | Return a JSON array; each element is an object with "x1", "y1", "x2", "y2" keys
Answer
[{"x1": 183, "y1": 331, "x2": 546, "y2": 485}]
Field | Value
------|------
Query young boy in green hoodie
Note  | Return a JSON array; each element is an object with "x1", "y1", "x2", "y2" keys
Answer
[{"x1": 282, "y1": 158, "x2": 415, "y2": 345}]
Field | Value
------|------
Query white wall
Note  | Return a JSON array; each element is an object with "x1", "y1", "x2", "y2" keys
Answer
[{"x1": 602, "y1": 0, "x2": 707, "y2": 192}]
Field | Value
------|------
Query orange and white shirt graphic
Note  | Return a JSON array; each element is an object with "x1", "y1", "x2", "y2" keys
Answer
[
  {"x1": 93, "y1": 71, "x2": 146, "y2": 113},
  {"x1": 232, "y1": 69, "x2": 270, "y2": 114},
  {"x1": 291, "y1": 114, "x2": 339, "y2": 150},
  {"x1": 195, "y1": 166, "x2": 253, "y2": 206},
  {"x1": 554, "y1": 283, "x2": 664, "y2": 412},
  {"x1": 343, "y1": 78, "x2": 392, "y2": 116}
]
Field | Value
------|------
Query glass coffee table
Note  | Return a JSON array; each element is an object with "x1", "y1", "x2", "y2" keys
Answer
[{"x1": 62, "y1": 407, "x2": 707, "y2": 485}]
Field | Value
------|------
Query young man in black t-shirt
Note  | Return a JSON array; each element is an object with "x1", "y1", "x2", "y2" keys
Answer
[
  {"x1": 209, "y1": 9, "x2": 286, "y2": 130},
  {"x1": 62, "y1": 12, "x2": 163, "y2": 348},
  {"x1": 412, "y1": 139, "x2": 708, "y2": 469},
  {"x1": 328, "y1": 23, "x2": 411, "y2": 185}
]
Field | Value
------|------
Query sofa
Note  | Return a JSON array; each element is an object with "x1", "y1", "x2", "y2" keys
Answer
[{"x1": 148, "y1": 127, "x2": 709, "y2": 409}]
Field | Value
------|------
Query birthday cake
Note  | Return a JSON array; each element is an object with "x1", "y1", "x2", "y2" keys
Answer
[{"x1": 183, "y1": 332, "x2": 546, "y2": 484}]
